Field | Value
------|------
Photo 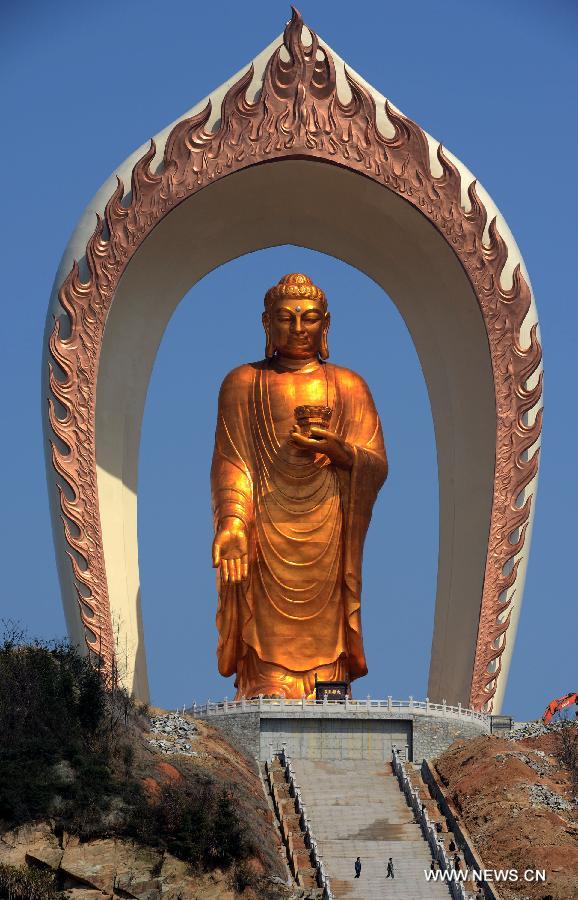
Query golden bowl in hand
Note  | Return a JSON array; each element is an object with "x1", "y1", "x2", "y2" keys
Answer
[{"x1": 294, "y1": 405, "x2": 332, "y2": 439}]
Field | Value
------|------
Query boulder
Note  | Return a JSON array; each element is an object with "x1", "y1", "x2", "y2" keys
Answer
[
  {"x1": 0, "y1": 822, "x2": 61, "y2": 868},
  {"x1": 60, "y1": 838, "x2": 161, "y2": 894},
  {"x1": 65, "y1": 892, "x2": 111, "y2": 899}
]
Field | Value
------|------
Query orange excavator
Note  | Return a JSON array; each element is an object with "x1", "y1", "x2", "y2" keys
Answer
[{"x1": 542, "y1": 692, "x2": 578, "y2": 724}]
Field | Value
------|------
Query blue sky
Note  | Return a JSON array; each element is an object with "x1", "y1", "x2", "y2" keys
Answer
[{"x1": 2, "y1": 0, "x2": 576, "y2": 719}]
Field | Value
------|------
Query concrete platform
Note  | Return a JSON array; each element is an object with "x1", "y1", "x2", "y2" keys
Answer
[{"x1": 192, "y1": 697, "x2": 489, "y2": 762}]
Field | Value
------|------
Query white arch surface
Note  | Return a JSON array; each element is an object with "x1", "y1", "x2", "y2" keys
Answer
[{"x1": 43, "y1": 30, "x2": 541, "y2": 711}]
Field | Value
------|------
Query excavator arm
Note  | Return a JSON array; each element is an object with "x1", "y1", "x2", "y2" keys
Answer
[{"x1": 542, "y1": 692, "x2": 578, "y2": 724}]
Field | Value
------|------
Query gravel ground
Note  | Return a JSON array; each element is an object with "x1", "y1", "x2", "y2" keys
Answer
[{"x1": 529, "y1": 782, "x2": 572, "y2": 812}]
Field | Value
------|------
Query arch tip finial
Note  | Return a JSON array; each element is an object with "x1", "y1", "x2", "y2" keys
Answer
[{"x1": 286, "y1": 6, "x2": 304, "y2": 30}]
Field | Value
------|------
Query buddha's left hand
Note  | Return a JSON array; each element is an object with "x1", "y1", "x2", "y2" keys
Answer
[{"x1": 290, "y1": 426, "x2": 354, "y2": 470}]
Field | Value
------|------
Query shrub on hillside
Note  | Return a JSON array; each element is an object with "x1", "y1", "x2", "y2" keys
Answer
[
  {"x1": 554, "y1": 720, "x2": 578, "y2": 795},
  {"x1": 0, "y1": 862, "x2": 66, "y2": 900},
  {"x1": 0, "y1": 625, "x2": 140, "y2": 834},
  {"x1": 128, "y1": 782, "x2": 247, "y2": 868},
  {"x1": 0, "y1": 627, "x2": 252, "y2": 873}
]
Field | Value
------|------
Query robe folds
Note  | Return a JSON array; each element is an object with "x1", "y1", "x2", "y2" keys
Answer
[{"x1": 211, "y1": 359, "x2": 387, "y2": 687}]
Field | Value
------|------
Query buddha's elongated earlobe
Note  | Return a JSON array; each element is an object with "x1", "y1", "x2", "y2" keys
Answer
[
  {"x1": 262, "y1": 312, "x2": 275, "y2": 359},
  {"x1": 320, "y1": 314, "x2": 330, "y2": 360}
]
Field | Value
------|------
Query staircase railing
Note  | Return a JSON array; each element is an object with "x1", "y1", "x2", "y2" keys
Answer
[
  {"x1": 277, "y1": 746, "x2": 335, "y2": 900},
  {"x1": 392, "y1": 747, "x2": 467, "y2": 900},
  {"x1": 421, "y1": 759, "x2": 502, "y2": 900}
]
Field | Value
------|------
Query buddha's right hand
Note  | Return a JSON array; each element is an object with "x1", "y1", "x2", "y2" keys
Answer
[{"x1": 212, "y1": 516, "x2": 249, "y2": 584}]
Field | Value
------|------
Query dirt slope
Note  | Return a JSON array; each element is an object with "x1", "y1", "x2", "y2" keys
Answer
[{"x1": 433, "y1": 724, "x2": 578, "y2": 900}]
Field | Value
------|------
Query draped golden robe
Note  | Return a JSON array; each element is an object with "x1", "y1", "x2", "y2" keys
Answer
[{"x1": 211, "y1": 359, "x2": 387, "y2": 698}]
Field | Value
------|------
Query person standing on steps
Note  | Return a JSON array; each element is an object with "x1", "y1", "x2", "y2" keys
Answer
[
  {"x1": 354, "y1": 857, "x2": 361, "y2": 878},
  {"x1": 386, "y1": 857, "x2": 394, "y2": 878}
]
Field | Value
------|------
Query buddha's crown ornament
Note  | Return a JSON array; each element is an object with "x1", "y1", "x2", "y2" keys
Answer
[{"x1": 265, "y1": 273, "x2": 327, "y2": 310}]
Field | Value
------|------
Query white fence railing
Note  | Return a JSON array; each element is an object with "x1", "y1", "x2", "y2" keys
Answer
[
  {"x1": 191, "y1": 696, "x2": 489, "y2": 727},
  {"x1": 274, "y1": 747, "x2": 335, "y2": 900},
  {"x1": 391, "y1": 747, "x2": 469, "y2": 900}
]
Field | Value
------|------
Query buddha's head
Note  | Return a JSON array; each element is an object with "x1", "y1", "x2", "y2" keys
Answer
[{"x1": 263, "y1": 273, "x2": 330, "y2": 361}]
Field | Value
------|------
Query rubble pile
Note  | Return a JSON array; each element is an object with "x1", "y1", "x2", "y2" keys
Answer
[
  {"x1": 495, "y1": 749, "x2": 552, "y2": 777},
  {"x1": 530, "y1": 783, "x2": 572, "y2": 812},
  {"x1": 147, "y1": 712, "x2": 200, "y2": 757},
  {"x1": 507, "y1": 719, "x2": 567, "y2": 740}
]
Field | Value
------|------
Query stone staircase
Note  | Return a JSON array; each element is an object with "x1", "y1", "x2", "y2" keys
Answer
[{"x1": 291, "y1": 758, "x2": 452, "y2": 900}]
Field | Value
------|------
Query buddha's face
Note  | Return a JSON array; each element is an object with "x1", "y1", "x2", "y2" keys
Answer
[{"x1": 264, "y1": 297, "x2": 330, "y2": 359}]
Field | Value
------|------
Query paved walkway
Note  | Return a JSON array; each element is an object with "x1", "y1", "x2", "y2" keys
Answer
[{"x1": 291, "y1": 759, "x2": 451, "y2": 900}]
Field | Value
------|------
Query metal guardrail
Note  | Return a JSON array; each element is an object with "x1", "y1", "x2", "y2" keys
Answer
[
  {"x1": 272, "y1": 747, "x2": 335, "y2": 900},
  {"x1": 391, "y1": 747, "x2": 468, "y2": 900},
  {"x1": 191, "y1": 695, "x2": 489, "y2": 727}
]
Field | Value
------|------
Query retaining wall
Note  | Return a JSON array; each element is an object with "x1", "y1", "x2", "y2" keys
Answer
[{"x1": 193, "y1": 701, "x2": 489, "y2": 762}]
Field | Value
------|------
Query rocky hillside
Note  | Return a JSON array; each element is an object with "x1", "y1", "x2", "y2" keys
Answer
[
  {"x1": 0, "y1": 635, "x2": 301, "y2": 899},
  {"x1": 0, "y1": 710, "x2": 304, "y2": 899},
  {"x1": 433, "y1": 721, "x2": 578, "y2": 900}
]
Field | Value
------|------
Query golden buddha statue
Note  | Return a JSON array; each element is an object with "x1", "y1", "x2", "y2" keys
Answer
[{"x1": 210, "y1": 273, "x2": 387, "y2": 699}]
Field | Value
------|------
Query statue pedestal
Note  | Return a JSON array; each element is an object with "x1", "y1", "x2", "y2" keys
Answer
[{"x1": 190, "y1": 697, "x2": 489, "y2": 763}]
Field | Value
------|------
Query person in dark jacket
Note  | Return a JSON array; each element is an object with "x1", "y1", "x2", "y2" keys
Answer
[
  {"x1": 354, "y1": 857, "x2": 361, "y2": 878},
  {"x1": 386, "y1": 857, "x2": 394, "y2": 878}
]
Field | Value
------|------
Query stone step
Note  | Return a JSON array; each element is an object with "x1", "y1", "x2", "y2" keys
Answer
[
  {"x1": 296, "y1": 783, "x2": 407, "y2": 793},
  {"x1": 310, "y1": 794, "x2": 411, "y2": 806},
  {"x1": 317, "y1": 840, "x2": 435, "y2": 851},
  {"x1": 317, "y1": 829, "x2": 423, "y2": 841},
  {"x1": 294, "y1": 769, "x2": 394, "y2": 777},
  {"x1": 296, "y1": 781, "x2": 406, "y2": 788},
  {"x1": 297, "y1": 776, "x2": 398, "y2": 782},
  {"x1": 299, "y1": 789, "x2": 404, "y2": 796},
  {"x1": 308, "y1": 814, "x2": 414, "y2": 822},
  {"x1": 300, "y1": 797, "x2": 410, "y2": 806},
  {"x1": 298, "y1": 791, "x2": 409, "y2": 800},
  {"x1": 295, "y1": 763, "x2": 393, "y2": 768},
  {"x1": 301, "y1": 799, "x2": 406, "y2": 809},
  {"x1": 296, "y1": 774, "x2": 397, "y2": 781},
  {"x1": 328, "y1": 885, "x2": 451, "y2": 897},
  {"x1": 297, "y1": 783, "x2": 405, "y2": 791},
  {"x1": 307, "y1": 815, "x2": 416, "y2": 825}
]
